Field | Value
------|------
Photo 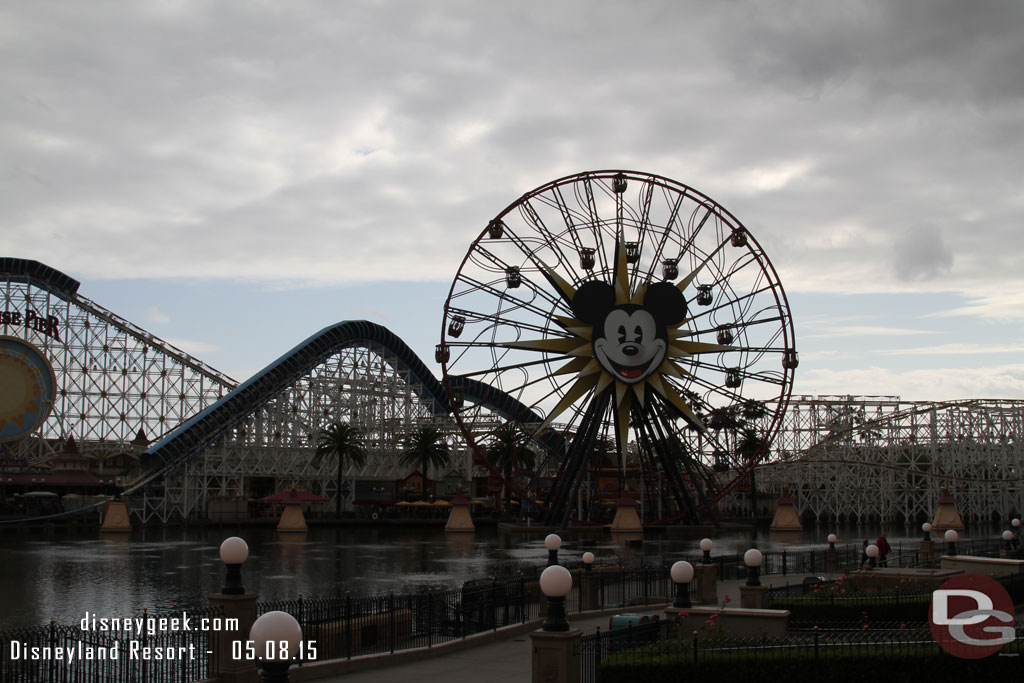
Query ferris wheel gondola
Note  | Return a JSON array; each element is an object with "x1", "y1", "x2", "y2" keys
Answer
[{"x1": 440, "y1": 170, "x2": 797, "y2": 524}]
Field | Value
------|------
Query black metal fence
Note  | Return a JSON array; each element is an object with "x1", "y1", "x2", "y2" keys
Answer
[
  {"x1": 257, "y1": 566, "x2": 689, "y2": 662},
  {"x1": 3, "y1": 540, "x2": 1015, "y2": 682},
  {"x1": 579, "y1": 618, "x2": 675, "y2": 683},
  {"x1": 580, "y1": 621, "x2": 1024, "y2": 682},
  {"x1": 0, "y1": 607, "x2": 221, "y2": 683},
  {"x1": 0, "y1": 566, "x2": 683, "y2": 683},
  {"x1": 683, "y1": 537, "x2": 1011, "y2": 581},
  {"x1": 767, "y1": 571, "x2": 1024, "y2": 628}
]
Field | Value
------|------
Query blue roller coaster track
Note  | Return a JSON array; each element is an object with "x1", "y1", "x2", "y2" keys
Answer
[
  {"x1": 133, "y1": 321, "x2": 551, "y2": 492},
  {"x1": 1, "y1": 257, "x2": 558, "y2": 501}
]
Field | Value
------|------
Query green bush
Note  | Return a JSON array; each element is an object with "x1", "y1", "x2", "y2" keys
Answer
[
  {"x1": 769, "y1": 592, "x2": 933, "y2": 623},
  {"x1": 996, "y1": 573, "x2": 1024, "y2": 603},
  {"x1": 598, "y1": 638, "x2": 1023, "y2": 683}
]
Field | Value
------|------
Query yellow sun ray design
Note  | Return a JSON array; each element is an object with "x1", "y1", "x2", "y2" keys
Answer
[{"x1": 498, "y1": 235, "x2": 735, "y2": 457}]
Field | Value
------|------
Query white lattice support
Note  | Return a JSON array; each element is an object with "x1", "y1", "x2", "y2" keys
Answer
[
  {"x1": 1, "y1": 278, "x2": 235, "y2": 472},
  {"x1": 750, "y1": 397, "x2": 1024, "y2": 525},
  {"x1": 135, "y1": 344, "x2": 473, "y2": 523}
]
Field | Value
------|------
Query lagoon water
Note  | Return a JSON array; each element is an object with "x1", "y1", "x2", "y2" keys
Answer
[{"x1": 0, "y1": 522, "x2": 955, "y2": 630}]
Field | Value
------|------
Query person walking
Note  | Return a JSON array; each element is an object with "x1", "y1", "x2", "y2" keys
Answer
[{"x1": 876, "y1": 532, "x2": 892, "y2": 567}]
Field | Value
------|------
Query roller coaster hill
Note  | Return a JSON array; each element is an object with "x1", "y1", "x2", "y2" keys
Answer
[{"x1": 1, "y1": 257, "x2": 1022, "y2": 527}]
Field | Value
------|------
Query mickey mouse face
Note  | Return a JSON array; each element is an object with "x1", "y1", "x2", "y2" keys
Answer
[
  {"x1": 572, "y1": 280, "x2": 687, "y2": 386},
  {"x1": 593, "y1": 307, "x2": 666, "y2": 383}
]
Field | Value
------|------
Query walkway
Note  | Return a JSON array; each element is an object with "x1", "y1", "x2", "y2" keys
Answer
[{"x1": 299, "y1": 571, "x2": 842, "y2": 682}]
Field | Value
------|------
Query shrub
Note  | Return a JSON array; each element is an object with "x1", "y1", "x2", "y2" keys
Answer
[
  {"x1": 598, "y1": 636, "x2": 1022, "y2": 683},
  {"x1": 770, "y1": 592, "x2": 933, "y2": 623}
]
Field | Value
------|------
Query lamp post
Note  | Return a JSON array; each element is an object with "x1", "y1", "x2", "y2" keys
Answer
[
  {"x1": 219, "y1": 537, "x2": 249, "y2": 595},
  {"x1": 699, "y1": 538, "x2": 713, "y2": 563},
  {"x1": 670, "y1": 561, "x2": 693, "y2": 608},
  {"x1": 539, "y1": 565, "x2": 572, "y2": 631},
  {"x1": 739, "y1": 549, "x2": 766, "y2": 609},
  {"x1": 945, "y1": 529, "x2": 959, "y2": 557},
  {"x1": 865, "y1": 544, "x2": 879, "y2": 569},
  {"x1": 580, "y1": 551, "x2": 597, "y2": 610},
  {"x1": 545, "y1": 533, "x2": 562, "y2": 567},
  {"x1": 827, "y1": 533, "x2": 837, "y2": 551},
  {"x1": 826, "y1": 533, "x2": 839, "y2": 572},
  {"x1": 1003, "y1": 530, "x2": 1014, "y2": 551},
  {"x1": 582, "y1": 551, "x2": 595, "y2": 571},
  {"x1": 919, "y1": 522, "x2": 935, "y2": 564},
  {"x1": 743, "y1": 549, "x2": 763, "y2": 587},
  {"x1": 249, "y1": 611, "x2": 302, "y2": 682},
  {"x1": 531, "y1": 565, "x2": 581, "y2": 683},
  {"x1": 697, "y1": 539, "x2": 717, "y2": 604}
]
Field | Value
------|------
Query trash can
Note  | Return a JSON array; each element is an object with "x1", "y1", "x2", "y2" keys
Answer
[
  {"x1": 607, "y1": 613, "x2": 660, "y2": 651},
  {"x1": 608, "y1": 613, "x2": 655, "y2": 630}
]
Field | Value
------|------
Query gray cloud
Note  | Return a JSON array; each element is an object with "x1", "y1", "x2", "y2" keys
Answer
[
  {"x1": 1, "y1": 0, "x2": 1022, "y2": 311},
  {"x1": 891, "y1": 225, "x2": 954, "y2": 281}
]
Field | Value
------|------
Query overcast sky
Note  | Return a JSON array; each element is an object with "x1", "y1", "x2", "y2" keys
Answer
[{"x1": 2, "y1": 0, "x2": 1022, "y2": 401}]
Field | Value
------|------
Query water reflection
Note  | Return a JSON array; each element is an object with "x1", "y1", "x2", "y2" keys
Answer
[{"x1": 0, "y1": 521, "x2": 996, "y2": 629}]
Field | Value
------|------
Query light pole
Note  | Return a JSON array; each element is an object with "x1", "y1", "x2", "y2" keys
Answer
[
  {"x1": 744, "y1": 549, "x2": 763, "y2": 587},
  {"x1": 920, "y1": 522, "x2": 935, "y2": 564},
  {"x1": 1003, "y1": 530, "x2": 1014, "y2": 551},
  {"x1": 545, "y1": 534, "x2": 562, "y2": 567},
  {"x1": 539, "y1": 565, "x2": 572, "y2": 631},
  {"x1": 582, "y1": 551, "x2": 595, "y2": 571},
  {"x1": 670, "y1": 561, "x2": 693, "y2": 608},
  {"x1": 249, "y1": 610, "x2": 302, "y2": 682},
  {"x1": 865, "y1": 544, "x2": 879, "y2": 569},
  {"x1": 219, "y1": 537, "x2": 249, "y2": 595},
  {"x1": 826, "y1": 533, "x2": 839, "y2": 572},
  {"x1": 700, "y1": 538, "x2": 713, "y2": 563},
  {"x1": 945, "y1": 529, "x2": 959, "y2": 557}
]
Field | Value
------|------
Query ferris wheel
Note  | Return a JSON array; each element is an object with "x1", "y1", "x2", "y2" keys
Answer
[{"x1": 439, "y1": 170, "x2": 797, "y2": 524}]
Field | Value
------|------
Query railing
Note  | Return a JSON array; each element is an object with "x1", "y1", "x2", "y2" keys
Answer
[
  {"x1": 579, "y1": 618, "x2": 674, "y2": 683},
  {"x1": 580, "y1": 621, "x2": 1024, "y2": 682},
  {"x1": 0, "y1": 606, "x2": 221, "y2": 683},
  {"x1": 0, "y1": 565, "x2": 682, "y2": 682},
  {"x1": 3, "y1": 545, "x2": 1015, "y2": 682},
  {"x1": 691, "y1": 537, "x2": 1010, "y2": 580},
  {"x1": 579, "y1": 559, "x2": 1024, "y2": 682},
  {"x1": 769, "y1": 571, "x2": 1024, "y2": 623},
  {"x1": 257, "y1": 566, "x2": 687, "y2": 663},
  {"x1": 258, "y1": 582, "x2": 535, "y2": 661}
]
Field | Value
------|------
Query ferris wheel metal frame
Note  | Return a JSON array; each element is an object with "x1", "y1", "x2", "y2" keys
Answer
[{"x1": 440, "y1": 169, "x2": 797, "y2": 525}]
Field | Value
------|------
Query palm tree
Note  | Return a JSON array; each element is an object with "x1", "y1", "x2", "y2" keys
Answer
[
  {"x1": 488, "y1": 423, "x2": 535, "y2": 510},
  {"x1": 314, "y1": 422, "x2": 367, "y2": 519},
  {"x1": 736, "y1": 427, "x2": 766, "y2": 518},
  {"x1": 589, "y1": 436, "x2": 619, "y2": 469},
  {"x1": 399, "y1": 426, "x2": 451, "y2": 491}
]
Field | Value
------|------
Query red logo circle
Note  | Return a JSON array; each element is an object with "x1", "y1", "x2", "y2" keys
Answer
[{"x1": 929, "y1": 573, "x2": 1015, "y2": 659}]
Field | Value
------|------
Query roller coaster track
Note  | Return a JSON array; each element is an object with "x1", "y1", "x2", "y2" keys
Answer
[
  {"x1": 754, "y1": 396, "x2": 1024, "y2": 522},
  {"x1": 128, "y1": 321, "x2": 548, "y2": 495},
  {"x1": 2, "y1": 257, "x2": 236, "y2": 394},
  {"x1": 779, "y1": 397, "x2": 1023, "y2": 468}
]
